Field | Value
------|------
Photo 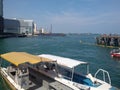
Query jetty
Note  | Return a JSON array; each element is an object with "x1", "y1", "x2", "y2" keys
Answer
[
  {"x1": 0, "y1": 33, "x2": 27, "y2": 38},
  {"x1": 96, "y1": 34, "x2": 120, "y2": 47}
]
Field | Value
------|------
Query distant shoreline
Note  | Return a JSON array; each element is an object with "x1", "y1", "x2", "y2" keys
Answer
[{"x1": 0, "y1": 33, "x2": 26, "y2": 38}]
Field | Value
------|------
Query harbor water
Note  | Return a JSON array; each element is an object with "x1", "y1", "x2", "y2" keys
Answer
[{"x1": 0, "y1": 34, "x2": 120, "y2": 90}]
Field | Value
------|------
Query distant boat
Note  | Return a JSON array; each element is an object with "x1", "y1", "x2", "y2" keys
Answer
[{"x1": 110, "y1": 48, "x2": 120, "y2": 58}]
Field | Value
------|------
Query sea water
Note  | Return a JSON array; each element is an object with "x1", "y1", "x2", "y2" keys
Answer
[{"x1": 0, "y1": 34, "x2": 120, "y2": 90}]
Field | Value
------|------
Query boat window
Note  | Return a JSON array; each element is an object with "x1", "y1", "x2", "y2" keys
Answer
[
  {"x1": 10, "y1": 71, "x2": 16, "y2": 76},
  {"x1": 75, "y1": 64, "x2": 88, "y2": 75},
  {"x1": 57, "y1": 65, "x2": 72, "y2": 80}
]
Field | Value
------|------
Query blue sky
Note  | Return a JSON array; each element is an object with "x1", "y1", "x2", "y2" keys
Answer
[{"x1": 3, "y1": 0, "x2": 120, "y2": 34}]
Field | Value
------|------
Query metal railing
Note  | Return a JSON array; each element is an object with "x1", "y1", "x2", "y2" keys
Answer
[{"x1": 94, "y1": 69, "x2": 111, "y2": 85}]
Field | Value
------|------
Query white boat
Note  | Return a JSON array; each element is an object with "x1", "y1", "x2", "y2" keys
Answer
[
  {"x1": 38, "y1": 54, "x2": 115, "y2": 90},
  {"x1": 0, "y1": 52, "x2": 116, "y2": 90}
]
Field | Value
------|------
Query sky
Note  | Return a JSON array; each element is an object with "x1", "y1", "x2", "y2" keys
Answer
[{"x1": 3, "y1": 0, "x2": 120, "y2": 34}]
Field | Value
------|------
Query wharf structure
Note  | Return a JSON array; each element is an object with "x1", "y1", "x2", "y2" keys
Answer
[{"x1": 96, "y1": 34, "x2": 120, "y2": 47}]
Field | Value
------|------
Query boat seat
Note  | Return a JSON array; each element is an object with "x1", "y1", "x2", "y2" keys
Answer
[
  {"x1": 86, "y1": 73, "x2": 95, "y2": 83},
  {"x1": 83, "y1": 78, "x2": 93, "y2": 86},
  {"x1": 73, "y1": 73, "x2": 94, "y2": 87}
]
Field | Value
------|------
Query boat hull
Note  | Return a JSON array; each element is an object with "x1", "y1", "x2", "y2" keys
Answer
[
  {"x1": 0, "y1": 68, "x2": 24, "y2": 90},
  {"x1": 111, "y1": 53, "x2": 120, "y2": 58},
  {"x1": 1, "y1": 71, "x2": 17, "y2": 90}
]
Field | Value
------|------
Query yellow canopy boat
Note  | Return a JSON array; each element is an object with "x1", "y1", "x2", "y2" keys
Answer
[{"x1": 0, "y1": 52, "x2": 52, "y2": 66}]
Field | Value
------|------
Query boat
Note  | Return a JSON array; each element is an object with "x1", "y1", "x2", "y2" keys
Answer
[
  {"x1": 110, "y1": 48, "x2": 120, "y2": 58},
  {"x1": 0, "y1": 52, "x2": 116, "y2": 90}
]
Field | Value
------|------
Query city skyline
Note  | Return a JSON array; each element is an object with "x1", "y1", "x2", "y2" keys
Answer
[{"x1": 4, "y1": 0, "x2": 120, "y2": 34}]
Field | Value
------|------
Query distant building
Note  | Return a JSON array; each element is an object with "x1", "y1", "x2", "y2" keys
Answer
[
  {"x1": 33, "y1": 23, "x2": 37, "y2": 34},
  {"x1": 4, "y1": 18, "x2": 36, "y2": 35},
  {"x1": 0, "y1": 0, "x2": 4, "y2": 34},
  {"x1": 4, "y1": 19, "x2": 20, "y2": 34},
  {"x1": 0, "y1": 0, "x2": 3, "y2": 17},
  {"x1": 39, "y1": 28, "x2": 45, "y2": 34}
]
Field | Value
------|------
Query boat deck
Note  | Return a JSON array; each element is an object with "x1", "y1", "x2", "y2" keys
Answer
[{"x1": 28, "y1": 68, "x2": 73, "y2": 90}]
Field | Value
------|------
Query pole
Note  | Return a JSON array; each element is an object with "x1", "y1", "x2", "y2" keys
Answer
[
  {"x1": 71, "y1": 67, "x2": 74, "y2": 81},
  {"x1": 87, "y1": 64, "x2": 89, "y2": 74}
]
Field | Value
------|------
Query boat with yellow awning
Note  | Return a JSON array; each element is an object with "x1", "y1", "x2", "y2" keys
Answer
[
  {"x1": 0, "y1": 52, "x2": 116, "y2": 90},
  {"x1": 0, "y1": 52, "x2": 56, "y2": 90}
]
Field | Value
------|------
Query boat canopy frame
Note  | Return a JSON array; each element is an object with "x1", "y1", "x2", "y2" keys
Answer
[
  {"x1": 39, "y1": 54, "x2": 88, "y2": 68},
  {"x1": 39, "y1": 54, "x2": 89, "y2": 81}
]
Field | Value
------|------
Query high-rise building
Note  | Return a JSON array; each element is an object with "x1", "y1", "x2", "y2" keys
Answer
[
  {"x1": 0, "y1": 0, "x2": 4, "y2": 34},
  {"x1": 4, "y1": 18, "x2": 35, "y2": 35},
  {"x1": 0, "y1": 0, "x2": 3, "y2": 16}
]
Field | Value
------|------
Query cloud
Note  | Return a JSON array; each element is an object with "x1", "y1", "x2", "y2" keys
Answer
[
  {"x1": 35, "y1": 11, "x2": 120, "y2": 33},
  {"x1": 42, "y1": 11, "x2": 120, "y2": 26}
]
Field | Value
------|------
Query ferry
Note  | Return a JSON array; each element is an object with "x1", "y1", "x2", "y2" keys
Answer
[
  {"x1": 110, "y1": 48, "x2": 120, "y2": 58},
  {"x1": 0, "y1": 52, "x2": 116, "y2": 90}
]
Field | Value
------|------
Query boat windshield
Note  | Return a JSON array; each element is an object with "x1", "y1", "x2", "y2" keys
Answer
[
  {"x1": 57, "y1": 63, "x2": 89, "y2": 80},
  {"x1": 57, "y1": 64, "x2": 94, "y2": 87}
]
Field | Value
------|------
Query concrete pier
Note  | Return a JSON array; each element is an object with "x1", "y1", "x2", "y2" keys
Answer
[{"x1": 96, "y1": 34, "x2": 120, "y2": 47}]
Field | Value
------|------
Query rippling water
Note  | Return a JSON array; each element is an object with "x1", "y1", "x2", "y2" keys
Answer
[{"x1": 0, "y1": 34, "x2": 120, "y2": 89}]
